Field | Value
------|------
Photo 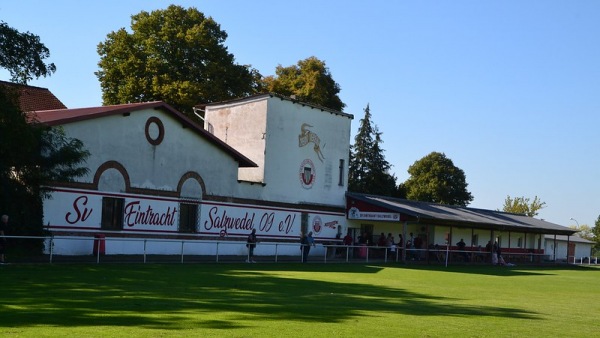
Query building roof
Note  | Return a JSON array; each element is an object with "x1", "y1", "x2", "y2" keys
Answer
[
  {"x1": 346, "y1": 192, "x2": 577, "y2": 236},
  {"x1": 197, "y1": 93, "x2": 355, "y2": 120},
  {"x1": 544, "y1": 235, "x2": 594, "y2": 244},
  {"x1": 0, "y1": 80, "x2": 67, "y2": 111},
  {"x1": 28, "y1": 101, "x2": 257, "y2": 168}
]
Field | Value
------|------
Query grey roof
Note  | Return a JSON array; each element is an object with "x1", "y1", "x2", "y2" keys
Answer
[
  {"x1": 544, "y1": 235, "x2": 594, "y2": 244},
  {"x1": 347, "y1": 192, "x2": 577, "y2": 236}
]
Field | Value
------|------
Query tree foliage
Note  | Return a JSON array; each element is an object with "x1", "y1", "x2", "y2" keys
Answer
[
  {"x1": 501, "y1": 195, "x2": 546, "y2": 217},
  {"x1": 262, "y1": 56, "x2": 345, "y2": 111},
  {"x1": 404, "y1": 152, "x2": 473, "y2": 206},
  {"x1": 0, "y1": 21, "x2": 56, "y2": 84},
  {"x1": 592, "y1": 215, "x2": 600, "y2": 255},
  {"x1": 0, "y1": 22, "x2": 89, "y2": 242},
  {"x1": 96, "y1": 5, "x2": 261, "y2": 114},
  {"x1": 569, "y1": 224, "x2": 593, "y2": 241},
  {"x1": 348, "y1": 104, "x2": 397, "y2": 196}
]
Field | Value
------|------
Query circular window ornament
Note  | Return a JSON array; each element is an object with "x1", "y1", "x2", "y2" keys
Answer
[
  {"x1": 145, "y1": 117, "x2": 165, "y2": 145},
  {"x1": 299, "y1": 159, "x2": 316, "y2": 189}
]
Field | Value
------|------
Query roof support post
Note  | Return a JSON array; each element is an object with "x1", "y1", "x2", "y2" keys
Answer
[{"x1": 402, "y1": 221, "x2": 408, "y2": 263}]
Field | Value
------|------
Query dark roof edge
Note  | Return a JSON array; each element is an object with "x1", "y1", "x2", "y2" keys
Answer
[{"x1": 345, "y1": 191, "x2": 577, "y2": 236}]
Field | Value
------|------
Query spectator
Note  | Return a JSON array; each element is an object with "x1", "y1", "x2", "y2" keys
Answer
[
  {"x1": 246, "y1": 229, "x2": 257, "y2": 263},
  {"x1": 456, "y1": 238, "x2": 469, "y2": 261},
  {"x1": 301, "y1": 231, "x2": 316, "y2": 262}
]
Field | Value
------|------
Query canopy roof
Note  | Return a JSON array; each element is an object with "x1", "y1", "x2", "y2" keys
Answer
[{"x1": 346, "y1": 192, "x2": 577, "y2": 236}]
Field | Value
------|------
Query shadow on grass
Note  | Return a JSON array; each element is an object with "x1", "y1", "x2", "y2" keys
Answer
[
  {"x1": 0, "y1": 263, "x2": 541, "y2": 330},
  {"x1": 389, "y1": 263, "x2": 600, "y2": 277}
]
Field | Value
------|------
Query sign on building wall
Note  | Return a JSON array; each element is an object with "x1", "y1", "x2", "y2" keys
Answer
[
  {"x1": 44, "y1": 190, "x2": 104, "y2": 229},
  {"x1": 200, "y1": 201, "x2": 345, "y2": 239},
  {"x1": 122, "y1": 198, "x2": 178, "y2": 231},
  {"x1": 347, "y1": 207, "x2": 400, "y2": 221},
  {"x1": 44, "y1": 188, "x2": 345, "y2": 239}
]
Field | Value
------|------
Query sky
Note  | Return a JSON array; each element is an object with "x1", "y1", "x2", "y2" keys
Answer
[{"x1": 1, "y1": 1, "x2": 599, "y2": 229}]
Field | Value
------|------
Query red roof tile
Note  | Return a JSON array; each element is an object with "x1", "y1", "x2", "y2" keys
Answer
[
  {"x1": 29, "y1": 101, "x2": 257, "y2": 168},
  {"x1": 0, "y1": 80, "x2": 67, "y2": 111}
]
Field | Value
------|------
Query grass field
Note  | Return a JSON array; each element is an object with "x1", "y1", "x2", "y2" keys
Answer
[{"x1": 1, "y1": 263, "x2": 599, "y2": 337}]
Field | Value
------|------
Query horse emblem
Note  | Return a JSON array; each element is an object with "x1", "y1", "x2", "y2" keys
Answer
[{"x1": 298, "y1": 123, "x2": 325, "y2": 162}]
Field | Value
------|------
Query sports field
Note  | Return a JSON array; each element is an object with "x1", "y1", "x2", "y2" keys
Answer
[{"x1": 1, "y1": 263, "x2": 598, "y2": 337}]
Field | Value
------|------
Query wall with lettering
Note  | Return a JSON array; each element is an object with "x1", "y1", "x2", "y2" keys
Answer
[
  {"x1": 200, "y1": 201, "x2": 345, "y2": 240},
  {"x1": 123, "y1": 198, "x2": 178, "y2": 231},
  {"x1": 43, "y1": 188, "x2": 182, "y2": 234},
  {"x1": 44, "y1": 189, "x2": 103, "y2": 229},
  {"x1": 44, "y1": 188, "x2": 346, "y2": 240}
]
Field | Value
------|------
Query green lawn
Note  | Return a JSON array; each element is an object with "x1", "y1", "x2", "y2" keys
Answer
[{"x1": 0, "y1": 263, "x2": 598, "y2": 337}]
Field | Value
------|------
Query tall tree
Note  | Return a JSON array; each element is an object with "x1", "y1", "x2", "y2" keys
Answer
[
  {"x1": 0, "y1": 21, "x2": 56, "y2": 84},
  {"x1": 592, "y1": 215, "x2": 600, "y2": 255},
  {"x1": 404, "y1": 152, "x2": 473, "y2": 206},
  {"x1": 0, "y1": 22, "x2": 89, "y2": 244},
  {"x1": 348, "y1": 104, "x2": 397, "y2": 195},
  {"x1": 501, "y1": 195, "x2": 546, "y2": 217},
  {"x1": 262, "y1": 56, "x2": 345, "y2": 111},
  {"x1": 96, "y1": 5, "x2": 261, "y2": 114}
]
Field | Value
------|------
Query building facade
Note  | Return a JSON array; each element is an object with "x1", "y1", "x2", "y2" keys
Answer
[{"x1": 35, "y1": 95, "x2": 353, "y2": 256}]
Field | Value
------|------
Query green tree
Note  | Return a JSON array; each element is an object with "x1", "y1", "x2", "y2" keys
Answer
[
  {"x1": 348, "y1": 104, "x2": 397, "y2": 196},
  {"x1": 592, "y1": 215, "x2": 600, "y2": 255},
  {"x1": 1, "y1": 86, "x2": 89, "y2": 241},
  {"x1": 96, "y1": 5, "x2": 261, "y2": 114},
  {"x1": 404, "y1": 152, "x2": 473, "y2": 206},
  {"x1": 0, "y1": 21, "x2": 56, "y2": 84},
  {"x1": 501, "y1": 195, "x2": 546, "y2": 217},
  {"x1": 263, "y1": 56, "x2": 345, "y2": 111},
  {"x1": 0, "y1": 23, "x2": 89, "y2": 248},
  {"x1": 568, "y1": 224, "x2": 593, "y2": 241}
]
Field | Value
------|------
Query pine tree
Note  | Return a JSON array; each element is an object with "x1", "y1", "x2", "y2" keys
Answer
[{"x1": 348, "y1": 104, "x2": 398, "y2": 196}]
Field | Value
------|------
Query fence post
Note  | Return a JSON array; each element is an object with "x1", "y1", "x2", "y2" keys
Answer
[
  {"x1": 143, "y1": 239, "x2": 147, "y2": 264},
  {"x1": 49, "y1": 236, "x2": 54, "y2": 263},
  {"x1": 180, "y1": 241, "x2": 185, "y2": 264},
  {"x1": 96, "y1": 239, "x2": 100, "y2": 264}
]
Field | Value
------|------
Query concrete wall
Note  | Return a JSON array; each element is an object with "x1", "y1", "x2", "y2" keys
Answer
[
  {"x1": 62, "y1": 108, "x2": 241, "y2": 197},
  {"x1": 204, "y1": 96, "x2": 352, "y2": 207}
]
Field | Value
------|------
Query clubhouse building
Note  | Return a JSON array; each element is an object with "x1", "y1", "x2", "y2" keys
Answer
[{"x1": 20, "y1": 85, "x2": 582, "y2": 262}]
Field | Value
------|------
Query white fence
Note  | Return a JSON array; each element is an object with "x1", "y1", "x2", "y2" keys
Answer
[{"x1": 2, "y1": 235, "x2": 597, "y2": 265}]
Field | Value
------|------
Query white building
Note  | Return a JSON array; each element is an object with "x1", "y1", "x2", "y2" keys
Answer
[
  {"x1": 33, "y1": 94, "x2": 353, "y2": 256},
  {"x1": 543, "y1": 235, "x2": 594, "y2": 263},
  {"x1": 29, "y1": 88, "x2": 581, "y2": 263}
]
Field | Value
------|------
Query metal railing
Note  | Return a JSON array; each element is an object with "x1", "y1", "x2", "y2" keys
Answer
[{"x1": 1, "y1": 235, "x2": 587, "y2": 265}]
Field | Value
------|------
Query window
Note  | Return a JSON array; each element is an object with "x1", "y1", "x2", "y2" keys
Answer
[
  {"x1": 472, "y1": 234, "x2": 479, "y2": 246},
  {"x1": 101, "y1": 197, "x2": 124, "y2": 230},
  {"x1": 361, "y1": 224, "x2": 374, "y2": 244},
  {"x1": 179, "y1": 203, "x2": 198, "y2": 233},
  {"x1": 338, "y1": 159, "x2": 345, "y2": 186}
]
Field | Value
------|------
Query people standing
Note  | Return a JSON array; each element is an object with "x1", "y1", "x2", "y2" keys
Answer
[
  {"x1": 492, "y1": 241, "x2": 499, "y2": 265},
  {"x1": 407, "y1": 232, "x2": 415, "y2": 260},
  {"x1": 246, "y1": 228, "x2": 257, "y2": 263},
  {"x1": 456, "y1": 238, "x2": 469, "y2": 262},
  {"x1": 301, "y1": 231, "x2": 316, "y2": 262},
  {"x1": 0, "y1": 215, "x2": 8, "y2": 264}
]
